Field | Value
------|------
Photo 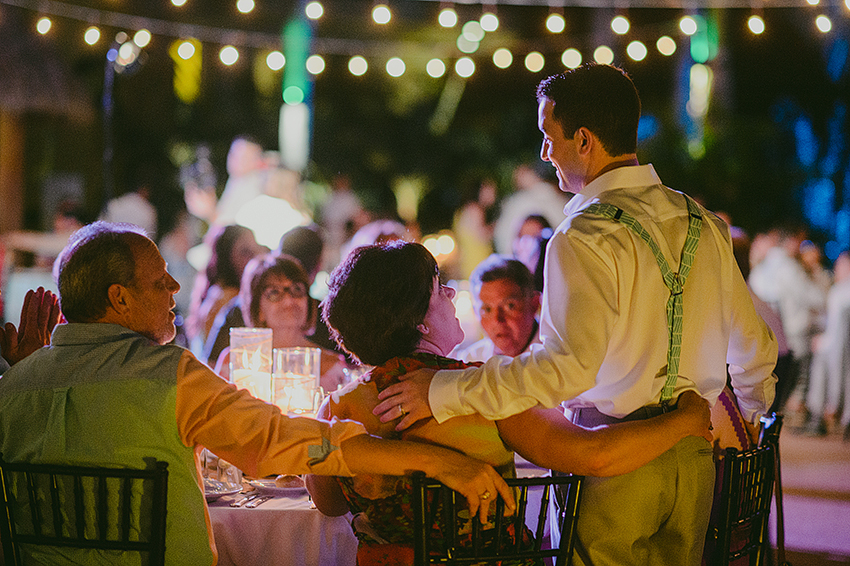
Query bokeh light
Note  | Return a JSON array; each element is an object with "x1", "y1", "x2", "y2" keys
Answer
[
  {"x1": 748, "y1": 15, "x2": 765, "y2": 35},
  {"x1": 84, "y1": 26, "x2": 101, "y2": 46},
  {"x1": 283, "y1": 86, "x2": 304, "y2": 105},
  {"x1": 493, "y1": 48, "x2": 513, "y2": 69},
  {"x1": 679, "y1": 16, "x2": 698, "y2": 35},
  {"x1": 561, "y1": 48, "x2": 582, "y2": 68},
  {"x1": 426, "y1": 58, "x2": 446, "y2": 78},
  {"x1": 306, "y1": 54, "x2": 325, "y2": 75},
  {"x1": 462, "y1": 21, "x2": 485, "y2": 42},
  {"x1": 305, "y1": 1, "x2": 323, "y2": 19},
  {"x1": 386, "y1": 57, "x2": 405, "y2": 77},
  {"x1": 438, "y1": 7, "x2": 457, "y2": 28},
  {"x1": 133, "y1": 29, "x2": 151, "y2": 48},
  {"x1": 219, "y1": 46, "x2": 239, "y2": 66},
  {"x1": 457, "y1": 35, "x2": 479, "y2": 54},
  {"x1": 348, "y1": 56, "x2": 368, "y2": 76},
  {"x1": 656, "y1": 36, "x2": 676, "y2": 56},
  {"x1": 171, "y1": 0, "x2": 187, "y2": 6},
  {"x1": 546, "y1": 13, "x2": 565, "y2": 33},
  {"x1": 266, "y1": 51, "x2": 285, "y2": 71},
  {"x1": 372, "y1": 4, "x2": 391, "y2": 25},
  {"x1": 480, "y1": 13, "x2": 499, "y2": 32},
  {"x1": 593, "y1": 45, "x2": 614, "y2": 64},
  {"x1": 455, "y1": 57, "x2": 475, "y2": 78},
  {"x1": 177, "y1": 40, "x2": 195, "y2": 59},
  {"x1": 611, "y1": 16, "x2": 630, "y2": 35},
  {"x1": 36, "y1": 17, "x2": 52, "y2": 35},
  {"x1": 524, "y1": 52, "x2": 545, "y2": 72},
  {"x1": 627, "y1": 41, "x2": 648, "y2": 61},
  {"x1": 236, "y1": 0, "x2": 255, "y2": 14},
  {"x1": 815, "y1": 15, "x2": 832, "y2": 33}
]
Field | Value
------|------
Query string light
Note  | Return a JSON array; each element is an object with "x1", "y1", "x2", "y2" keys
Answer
[
  {"x1": 219, "y1": 45, "x2": 239, "y2": 65},
  {"x1": 656, "y1": 36, "x2": 677, "y2": 55},
  {"x1": 171, "y1": 0, "x2": 187, "y2": 6},
  {"x1": 562, "y1": 48, "x2": 582, "y2": 68},
  {"x1": 306, "y1": 54, "x2": 325, "y2": 74},
  {"x1": 457, "y1": 35, "x2": 479, "y2": 54},
  {"x1": 386, "y1": 57, "x2": 405, "y2": 77},
  {"x1": 594, "y1": 45, "x2": 614, "y2": 64},
  {"x1": 84, "y1": 26, "x2": 100, "y2": 45},
  {"x1": 177, "y1": 40, "x2": 196, "y2": 59},
  {"x1": 747, "y1": 14, "x2": 765, "y2": 34},
  {"x1": 455, "y1": 57, "x2": 475, "y2": 77},
  {"x1": 611, "y1": 15, "x2": 630, "y2": 35},
  {"x1": 480, "y1": 12, "x2": 499, "y2": 32},
  {"x1": 266, "y1": 50, "x2": 285, "y2": 71},
  {"x1": 438, "y1": 7, "x2": 458, "y2": 27},
  {"x1": 493, "y1": 48, "x2": 512, "y2": 69},
  {"x1": 426, "y1": 58, "x2": 446, "y2": 77},
  {"x1": 627, "y1": 40, "x2": 647, "y2": 61},
  {"x1": 524, "y1": 51, "x2": 544, "y2": 72},
  {"x1": 815, "y1": 14, "x2": 831, "y2": 32},
  {"x1": 546, "y1": 13, "x2": 566, "y2": 34},
  {"x1": 679, "y1": 16, "x2": 698, "y2": 35},
  {"x1": 461, "y1": 20, "x2": 485, "y2": 42},
  {"x1": 305, "y1": 1, "x2": 323, "y2": 20},
  {"x1": 133, "y1": 29, "x2": 152, "y2": 48},
  {"x1": 36, "y1": 17, "x2": 52, "y2": 35},
  {"x1": 372, "y1": 4, "x2": 391, "y2": 25},
  {"x1": 348, "y1": 55, "x2": 368, "y2": 75},
  {"x1": 236, "y1": 0, "x2": 254, "y2": 14}
]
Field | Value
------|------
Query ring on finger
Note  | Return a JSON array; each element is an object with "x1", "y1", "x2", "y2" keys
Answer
[
  {"x1": 479, "y1": 491, "x2": 491, "y2": 500},
  {"x1": 398, "y1": 404, "x2": 406, "y2": 417}
]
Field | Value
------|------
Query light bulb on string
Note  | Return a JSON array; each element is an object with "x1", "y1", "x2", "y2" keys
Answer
[
  {"x1": 349, "y1": 56, "x2": 368, "y2": 76},
  {"x1": 133, "y1": 29, "x2": 151, "y2": 48},
  {"x1": 305, "y1": 2, "x2": 324, "y2": 20},
  {"x1": 386, "y1": 57, "x2": 405, "y2": 77},
  {"x1": 171, "y1": 0, "x2": 187, "y2": 7},
  {"x1": 480, "y1": 12, "x2": 499, "y2": 32},
  {"x1": 524, "y1": 52, "x2": 544, "y2": 72},
  {"x1": 219, "y1": 46, "x2": 239, "y2": 66},
  {"x1": 36, "y1": 17, "x2": 52, "y2": 35},
  {"x1": 493, "y1": 48, "x2": 513, "y2": 69},
  {"x1": 373, "y1": 4, "x2": 391, "y2": 25},
  {"x1": 426, "y1": 59, "x2": 446, "y2": 78},
  {"x1": 747, "y1": 14, "x2": 765, "y2": 35},
  {"x1": 815, "y1": 14, "x2": 831, "y2": 33},
  {"x1": 611, "y1": 16, "x2": 630, "y2": 35},
  {"x1": 84, "y1": 26, "x2": 101, "y2": 46},
  {"x1": 679, "y1": 16, "x2": 698, "y2": 36},
  {"x1": 455, "y1": 57, "x2": 475, "y2": 78},
  {"x1": 594, "y1": 45, "x2": 614, "y2": 65},
  {"x1": 562, "y1": 48, "x2": 582, "y2": 69},
  {"x1": 438, "y1": 7, "x2": 458, "y2": 28},
  {"x1": 267, "y1": 51, "x2": 285, "y2": 70},
  {"x1": 656, "y1": 36, "x2": 676, "y2": 56},
  {"x1": 546, "y1": 12, "x2": 566, "y2": 34},
  {"x1": 806, "y1": 0, "x2": 819, "y2": 5},
  {"x1": 236, "y1": 0, "x2": 254, "y2": 14},
  {"x1": 306, "y1": 55, "x2": 325, "y2": 75},
  {"x1": 627, "y1": 41, "x2": 647, "y2": 61}
]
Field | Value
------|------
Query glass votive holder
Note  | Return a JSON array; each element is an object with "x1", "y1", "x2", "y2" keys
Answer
[
  {"x1": 273, "y1": 347, "x2": 323, "y2": 417},
  {"x1": 229, "y1": 327, "x2": 273, "y2": 402}
]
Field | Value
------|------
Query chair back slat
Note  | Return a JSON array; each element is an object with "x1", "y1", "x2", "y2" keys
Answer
[
  {"x1": 0, "y1": 454, "x2": 169, "y2": 566},
  {"x1": 413, "y1": 473, "x2": 584, "y2": 566}
]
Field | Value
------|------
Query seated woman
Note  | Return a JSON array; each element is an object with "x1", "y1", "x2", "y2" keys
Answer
[
  {"x1": 306, "y1": 241, "x2": 712, "y2": 565},
  {"x1": 215, "y1": 253, "x2": 349, "y2": 393}
]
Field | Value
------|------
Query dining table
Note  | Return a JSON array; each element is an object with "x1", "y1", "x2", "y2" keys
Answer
[{"x1": 208, "y1": 488, "x2": 358, "y2": 566}]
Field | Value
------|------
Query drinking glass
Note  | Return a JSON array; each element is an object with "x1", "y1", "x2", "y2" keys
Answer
[
  {"x1": 273, "y1": 347, "x2": 323, "y2": 417},
  {"x1": 229, "y1": 327, "x2": 273, "y2": 402}
]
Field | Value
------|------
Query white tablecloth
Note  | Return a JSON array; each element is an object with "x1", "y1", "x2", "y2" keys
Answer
[{"x1": 209, "y1": 491, "x2": 358, "y2": 566}]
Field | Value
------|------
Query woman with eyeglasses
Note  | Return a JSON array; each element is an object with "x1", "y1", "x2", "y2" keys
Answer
[{"x1": 214, "y1": 253, "x2": 348, "y2": 393}]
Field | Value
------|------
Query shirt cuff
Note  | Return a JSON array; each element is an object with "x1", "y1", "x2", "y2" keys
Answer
[
  {"x1": 308, "y1": 417, "x2": 367, "y2": 477},
  {"x1": 430, "y1": 368, "x2": 473, "y2": 423}
]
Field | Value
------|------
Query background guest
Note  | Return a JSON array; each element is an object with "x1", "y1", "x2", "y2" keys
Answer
[{"x1": 455, "y1": 254, "x2": 541, "y2": 362}]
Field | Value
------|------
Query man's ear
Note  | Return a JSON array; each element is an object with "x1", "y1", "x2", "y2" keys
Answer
[
  {"x1": 107, "y1": 284, "x2": 130, "y2": 314},
  {"x1": 416, "y1": 323, "x2": 430, "y2": 335},
  {"x1": 575, "y1": 127, "x2": 592, "y2": 154}
]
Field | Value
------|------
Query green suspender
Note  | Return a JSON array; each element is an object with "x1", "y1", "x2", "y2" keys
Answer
[{"x1": 584, "y1": 195, "x2": 703, "y2": 406}]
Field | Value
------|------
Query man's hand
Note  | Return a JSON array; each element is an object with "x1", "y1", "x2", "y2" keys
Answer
[
  {"x1": 0, "y1": 287, "x2": 61, "y2": 366},
  {"x1": 677, "y1": 390, "x2": 713, "y2": 443},
  {"x1": 373, "y1": 368, "x2": 437, "y2": 431}
]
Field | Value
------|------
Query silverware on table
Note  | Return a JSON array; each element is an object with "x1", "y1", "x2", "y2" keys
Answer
[
  {"x1": 230, "y1": 493, "x2": 261, "y2": 508},
  {"x1": 245, "y1": 495, "x2": 274, "y2": 508}
]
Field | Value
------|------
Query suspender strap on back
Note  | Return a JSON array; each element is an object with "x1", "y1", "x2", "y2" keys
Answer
[{"x1": 584, "y1": 195, "x2": 703, "y2": 405}]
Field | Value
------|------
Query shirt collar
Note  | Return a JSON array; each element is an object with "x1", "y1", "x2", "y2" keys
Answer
[
  {"x1": 566, "y1": 163, "x2": 661, "y2": 215},
  {"x1": 51, "y1": 323, "x2": 149, "y2": 347}
]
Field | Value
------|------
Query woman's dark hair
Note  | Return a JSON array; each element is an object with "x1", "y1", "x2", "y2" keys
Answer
[
  {"x1": 56, "y1": 221, "x2": 148, "y2": 323},
  {"x1": 322, "y1": 241, "x2": 438, "y2": 366},
  {"x1": 207, "y1": 224, "x2": 254, "y2": 289},
  {"x1": 241, "y1": 252, "x2": 315, "y2": 331}
]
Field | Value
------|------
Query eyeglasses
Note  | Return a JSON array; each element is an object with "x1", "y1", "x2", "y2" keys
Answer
[{"x1": 262, "y1": 284, "x2": 308, "y2": 302}]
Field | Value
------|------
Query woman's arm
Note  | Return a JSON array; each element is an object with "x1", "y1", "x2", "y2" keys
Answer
[
  {"x1": 497, "y1": 391, "x2": 712, "y2": 477},
  {"x1": 306, "y1": 399, "x2": 354, "y2": 516}
]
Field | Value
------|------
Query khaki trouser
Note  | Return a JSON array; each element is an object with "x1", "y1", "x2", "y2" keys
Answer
[{"x1": 572, "y1": 435, "x2": 715, "y2": 566}]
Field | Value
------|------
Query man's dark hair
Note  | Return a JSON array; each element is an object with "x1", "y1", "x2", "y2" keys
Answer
[
  {"x1": 470, "y1": 255, "x2": 536, "y2": 300},
  {"x1": 277, "y1": 225, "x2": 324, "y2": 280},
  {"x1": 322, "y1": 241, "x2": 438, "y2": 366},
  {"x1": 241, "y1": 253, "x2": 315, "y2": 330},
  {"x1": 56, "y1": 221, "x2": 148, "y2": 323},
  {"x1": 536, "y1": 63, "x2": 640, "y2": 156}
]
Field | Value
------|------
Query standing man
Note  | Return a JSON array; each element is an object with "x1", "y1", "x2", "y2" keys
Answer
[
  {"x1": 375, "y1": 64, "x2": 777, "y2": 565},
  {"x1": 455, "y1": 254, "x2": 541, "y2": 362}
]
